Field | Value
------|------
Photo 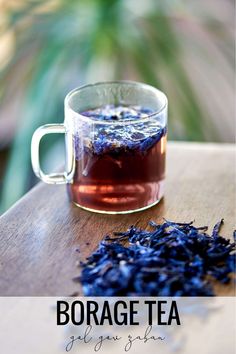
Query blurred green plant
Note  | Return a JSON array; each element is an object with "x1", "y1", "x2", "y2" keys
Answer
[{"x1": 0, "y1": 0, "x2": 233, "y2": 212}]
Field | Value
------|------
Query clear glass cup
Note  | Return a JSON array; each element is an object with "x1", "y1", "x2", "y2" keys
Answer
[{"x1": 31, "y1": 81, "x2": 168, "y2": 214}]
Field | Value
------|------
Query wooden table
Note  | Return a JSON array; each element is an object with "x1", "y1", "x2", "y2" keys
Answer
[{"x1": 0, "y1": 142, "x2": 235, "y2": 296}]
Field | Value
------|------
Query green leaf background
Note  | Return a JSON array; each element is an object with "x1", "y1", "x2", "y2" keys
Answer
[{"x1": 0, "y1": 0, "x2": 234, "y2": 213}]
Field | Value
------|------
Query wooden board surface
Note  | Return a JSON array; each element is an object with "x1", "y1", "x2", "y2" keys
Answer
[{"x1": 0, "y1": 142, "x2": 235, "y2": 296}]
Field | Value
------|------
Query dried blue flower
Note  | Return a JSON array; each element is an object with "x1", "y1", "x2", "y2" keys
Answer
[
  {"x1": 75, "y1": 220, "x2": 235, "y2": 296},
  {"x1": 212, "y1": 218, "x2": 224, "y2": 238},
  {"x1": 75, "y1": 105, "x2": 167, "y2": 157}
]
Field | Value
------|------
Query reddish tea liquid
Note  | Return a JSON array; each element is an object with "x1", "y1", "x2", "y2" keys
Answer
[{"x1": 68, "y1": 105, "x2": 166, "y2": 212}]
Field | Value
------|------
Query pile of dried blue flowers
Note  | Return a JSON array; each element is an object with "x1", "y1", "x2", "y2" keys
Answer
[{"x1": 77, "y1": 219, "x2": 235, "y2": 296}]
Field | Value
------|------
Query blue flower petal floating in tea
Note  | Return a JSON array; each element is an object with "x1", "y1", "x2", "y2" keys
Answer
[
  {"x1": 80, "y1": 105, "x2": 166, "y2": 155},
  {"x1": 75, "y1": 219, "x2": 236, "y2": 296}
]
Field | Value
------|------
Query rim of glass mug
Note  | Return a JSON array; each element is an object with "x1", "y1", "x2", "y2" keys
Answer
[{"x1": 64, "y1": 80, "x2": 168, "y2": 126}]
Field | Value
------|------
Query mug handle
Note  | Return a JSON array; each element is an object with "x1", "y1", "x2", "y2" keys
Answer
[{"x1": 31, "y1": 124, "x2": 68, "y2": 184}]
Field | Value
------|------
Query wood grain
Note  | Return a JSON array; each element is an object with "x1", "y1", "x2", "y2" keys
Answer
[{"x1": 0, "y1": 142, "x2": 235, "y2": 296}]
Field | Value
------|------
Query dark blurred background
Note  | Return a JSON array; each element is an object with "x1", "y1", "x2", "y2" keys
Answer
[{"x1": 0, "y1": 0, "x2": 234, "y2": 214}]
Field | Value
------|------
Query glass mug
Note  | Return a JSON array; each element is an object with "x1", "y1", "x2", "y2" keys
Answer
[{"x1": 31, "y1": 81, "x2": 168, "y2": 214}]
